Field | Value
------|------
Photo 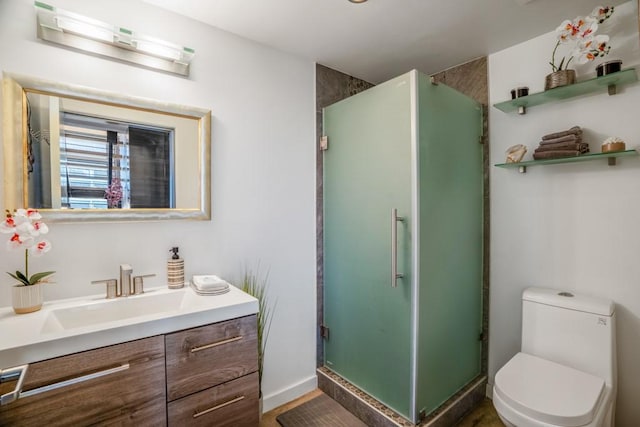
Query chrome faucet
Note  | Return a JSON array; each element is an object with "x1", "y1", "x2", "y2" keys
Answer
[
  {"x1": 119, "y1": 264, "x2": 133, "y2": 297},
  {"x1": 92, "y1": 265, "x2": 155, "y2": 299}
]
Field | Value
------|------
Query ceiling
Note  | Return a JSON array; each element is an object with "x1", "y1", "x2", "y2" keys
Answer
[{"x1": 143, "y1": 0, "x2": 629, "y2": 83}]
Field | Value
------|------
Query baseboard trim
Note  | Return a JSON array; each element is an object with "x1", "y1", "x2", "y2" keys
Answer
[
  {"x1": 262, "y1": 374, "x2": 318, "y2": 413},
  {"x1": 486, "y1": 382, "x2": 493, "y2": 399}
]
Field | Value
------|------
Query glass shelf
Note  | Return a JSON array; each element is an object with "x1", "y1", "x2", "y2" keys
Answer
[
  {"x1": 494, "y1": 150, "x2": 638, "y2": 173},
  {"x1": 493, "y1": 68, "x2": 638, "y2": 114}
]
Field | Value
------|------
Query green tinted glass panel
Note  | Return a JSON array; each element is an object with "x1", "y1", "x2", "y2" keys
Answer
[
  {"x1": 416, "y1": 74, "x2": 483, "y2": 415},
  {"x1": 323, "y1": 73, "x2": 413, "y2": 418}
]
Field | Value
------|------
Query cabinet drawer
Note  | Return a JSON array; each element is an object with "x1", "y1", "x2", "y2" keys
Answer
[
  {"x1": 168, "y1": 371, "x2": 259, "y2": 427},
  {"x1": 165, "y1": 315, "x2": 258, "y2": 401},
  {"x1": 0, "y1": 336, "x2": 166, "y2": 427}
]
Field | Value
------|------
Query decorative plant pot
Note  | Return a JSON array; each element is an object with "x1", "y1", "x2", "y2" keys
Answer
[
  {"x1": 545, "y1": 70, "x2": 576, "y2": 90},
  {"x1": 12, "y1": 283, "x2": 43, "y2": 314}
]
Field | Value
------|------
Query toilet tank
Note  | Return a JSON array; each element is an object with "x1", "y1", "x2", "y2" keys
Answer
[{"x1": 521, "y1": 287, "x2": 616, "y2": 386}]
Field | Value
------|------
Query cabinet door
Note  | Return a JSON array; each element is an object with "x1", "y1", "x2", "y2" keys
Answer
[
  {"x1": 165, "y1": 315, "x2": 258, "y2": 401},
  {"x1": 0, "y1": 336, "x2": 166, "y2": 426},
  {"x1": 168, "y1": 371, "x2": 259, "y2": 427},
  {"x1": 323, "y1": 72, "x2": 414, "y2": 419}
]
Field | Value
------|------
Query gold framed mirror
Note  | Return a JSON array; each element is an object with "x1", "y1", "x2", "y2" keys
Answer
[{"x1": 2, "y1": 73, "x2": 211, "y2": 222}]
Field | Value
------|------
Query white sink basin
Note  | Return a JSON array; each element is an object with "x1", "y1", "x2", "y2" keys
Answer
[
  {"x1": 0, "y1": 286, "x2": 259, "y2": 369},
  {"x1": 41, "y1": 290, "x2": 186, "y2": 333}
]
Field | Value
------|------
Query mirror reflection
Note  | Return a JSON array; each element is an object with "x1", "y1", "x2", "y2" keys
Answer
[
  {"x1": 27, "y1": 92, "x2": 186, "y2": 210},
  {"x1": 3, "y1": 74, "x2": 211, "y2": 222}
]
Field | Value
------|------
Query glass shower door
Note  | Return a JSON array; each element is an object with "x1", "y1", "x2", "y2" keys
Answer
[{"x1": 323, "y1": 73, "x2": 414, "y2": 419}]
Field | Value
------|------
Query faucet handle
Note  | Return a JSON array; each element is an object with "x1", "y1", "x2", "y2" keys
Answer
[
  {"x1": 132, "y1": 274, "x2": 156, "y2": 295},
  {"x1": 91, "y1": 279, "x2": 118, "y2": 299}
]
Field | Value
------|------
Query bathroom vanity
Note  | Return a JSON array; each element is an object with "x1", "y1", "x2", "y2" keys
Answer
[{"x1": 0, "y1": 286, "x2": 259, "y2": 426}]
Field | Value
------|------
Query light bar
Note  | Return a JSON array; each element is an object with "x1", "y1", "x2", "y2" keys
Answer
[{"x1": 35, "y1": 1, "x2": 195, "y2": 76}]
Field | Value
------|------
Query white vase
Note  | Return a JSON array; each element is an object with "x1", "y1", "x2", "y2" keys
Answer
[{"x1": 12, "y1": 283, "x2": 43, "y2": 314}]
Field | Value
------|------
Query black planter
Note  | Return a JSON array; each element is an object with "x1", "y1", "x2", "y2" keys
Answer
[{"x1": 596, "y1": 60, "x2": 622, "y2": 77}]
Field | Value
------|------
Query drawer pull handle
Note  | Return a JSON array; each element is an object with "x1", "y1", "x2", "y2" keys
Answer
[
  {"x1": 19, "y1": 364, "x2": 130, "y2": 399},
  {"x1": 193, "y1": 395, "x2": 245, "y2": 418},
  {"x1": 190, "y1": 336, "x2": 242, "y2": 353}
]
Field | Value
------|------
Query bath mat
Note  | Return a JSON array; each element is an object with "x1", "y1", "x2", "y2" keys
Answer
[{"x1": 276, "y1": 393, "x2": 367, "y2": 427}]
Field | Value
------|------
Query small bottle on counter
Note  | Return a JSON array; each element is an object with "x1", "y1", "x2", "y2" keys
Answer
[{"x1": 167, "y1": 247, "x2": 185, "y2": 289}]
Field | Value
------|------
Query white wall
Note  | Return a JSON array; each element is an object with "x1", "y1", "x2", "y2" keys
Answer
[
  {"x1": 489, "y1": 2, "x2": 640, "y2": 425},
  {"x1": 0, "y1": 0, "x2": 317, "y2": 411}
]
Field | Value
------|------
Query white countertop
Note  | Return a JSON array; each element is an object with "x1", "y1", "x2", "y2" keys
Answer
[{"x1": 0, "y1": 285, "x2": 258, "y2": 368}]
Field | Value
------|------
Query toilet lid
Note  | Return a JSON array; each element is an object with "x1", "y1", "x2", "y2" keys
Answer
[{"x1": 494, "y1": 352, "x2": 605, "y2": 427}]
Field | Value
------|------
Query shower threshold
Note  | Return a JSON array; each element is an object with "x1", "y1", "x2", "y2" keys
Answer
[{"x1": 317, "y1": 366, "x2": 486, "y2": 426}]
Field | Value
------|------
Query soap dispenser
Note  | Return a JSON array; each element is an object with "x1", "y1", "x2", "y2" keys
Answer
[{"x1": 167, "y1": 247, "x2": 185, "y2": 289}]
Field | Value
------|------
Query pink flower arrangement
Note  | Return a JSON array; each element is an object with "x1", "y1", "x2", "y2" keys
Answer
[
  {"x1": 1, "y1": 209, "x2": 54, "y2": 286},
  {"x1": 105, "y1": 178, "x2": 123, "y2": 208},
  {"x1": 550, "y1": 6, "x2": 614, "y2": 72}
]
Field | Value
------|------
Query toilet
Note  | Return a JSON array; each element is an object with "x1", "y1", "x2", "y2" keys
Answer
[{"x1": 493, "y1": 287, "x2": 617, "y2": 427}]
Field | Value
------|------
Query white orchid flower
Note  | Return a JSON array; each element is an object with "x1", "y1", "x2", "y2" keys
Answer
[
  {"x1": 3, "y1": 208, "x2": 55, "y2": 286},
  {"x1": 7, "y1": 232, "x2": 34, "y2": 250},
  {"x1": 15, "y1": 208, "x2": 42, "y2": 221},
  {"x1": 591, "y1": 6, "x2": 614, "y2": 23},
  {"x1": 32, "y1": 221, "x2": 49, "y2": 235},
  {"x1": 0, "y1": 216, "x2": 17, "y2": 233},
  {"x1": 550, "y1": 7, "x2": 613, "y2": 72},
  {"x1": 575, "y1": 35, "x2": 611, "y2": 64},
  {"x1": 29, "y1": 239, "x2": 52, "y2": 256}
]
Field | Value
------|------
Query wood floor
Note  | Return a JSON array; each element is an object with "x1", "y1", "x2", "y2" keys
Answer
[{"x1": 260, "y1": 390, "x2": 504, "y2": 426}]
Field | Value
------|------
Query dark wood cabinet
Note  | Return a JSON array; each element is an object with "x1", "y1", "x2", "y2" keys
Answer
[
  {"x1": 168, "y1": 372, "x2": 259, "y2": 427},
  {"x1": 166, "y1": 315, "x2": 258, "y2": 401},
  {"x1": 165, "y1": 315, "x2": 259, "y2": 426},
  {"x1": 0, "y1": 315, "x2": 259, "y2": 427},
  {"x1": 0, "y1": 336, "x2": 166, "y2": 427}
]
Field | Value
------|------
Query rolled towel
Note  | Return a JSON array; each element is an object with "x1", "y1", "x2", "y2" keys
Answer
[
  {"x1": 539, "y1": 134, "x2": 581, "y2": 146},
  {"x1": 535, "y1": 142, "x2": 589, "y2": 153},
  {"x1": 542, "y1": 126, "x2": 582, "y2": 141},
  {"x1": 533, "y1": 150, "x2": 584, "y2": 160}
]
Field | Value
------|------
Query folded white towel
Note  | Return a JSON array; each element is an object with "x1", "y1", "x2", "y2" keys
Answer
[
  {"x1": 192, "y1": 275, "x2": 229, "y2": 291},
  {"x1": 190, "y1": 281, "x2": 230, "y2": 296}
]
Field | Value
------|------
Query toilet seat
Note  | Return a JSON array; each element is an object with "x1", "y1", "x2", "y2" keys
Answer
[{"x1": 494, "y1": 352, "x2": 605, "y2": 426}]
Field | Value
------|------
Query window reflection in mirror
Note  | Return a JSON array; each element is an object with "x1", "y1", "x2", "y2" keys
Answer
[{"x1": 24, "y1": 91, "x2": 193, "y2": 211}]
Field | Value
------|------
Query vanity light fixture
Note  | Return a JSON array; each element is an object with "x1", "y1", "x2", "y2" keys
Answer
[{"x1": 34, "y1": 1, "x2": 195, "y2": 77}]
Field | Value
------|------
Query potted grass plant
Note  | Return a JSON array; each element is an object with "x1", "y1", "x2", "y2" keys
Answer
[{"x1": 239, "y1": 266, "x2": 275, "y2": 416}]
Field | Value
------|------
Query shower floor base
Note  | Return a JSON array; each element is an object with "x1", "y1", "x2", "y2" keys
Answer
[{"x1": 317, "y1": 367, "x2": 486, "y2": 427}]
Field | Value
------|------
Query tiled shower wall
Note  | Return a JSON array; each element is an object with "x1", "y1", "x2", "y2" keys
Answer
[{"x1": 316, "y1": 59, "x2": 489, "y2": 378}]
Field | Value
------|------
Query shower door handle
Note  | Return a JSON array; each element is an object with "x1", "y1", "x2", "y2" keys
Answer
[{"x1": 391, "y1": 208, "x2": 405, "y2": 287}]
